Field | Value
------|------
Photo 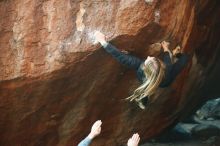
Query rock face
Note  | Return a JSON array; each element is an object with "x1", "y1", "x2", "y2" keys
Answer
[
  {"x1": 0, "y1": 0, "x2": 220, "y2": 146},
  {"x1": 191, "y1": 124, "x2": 220, "y2": 139},
  {"x1": 196, "y1": 98, "x2": 220, "y2": 120}
]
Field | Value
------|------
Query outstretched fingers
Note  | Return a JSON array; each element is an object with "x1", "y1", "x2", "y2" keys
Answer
[
  {"x1": 127, "y1": 133, "x2": 140, "y2": 146},
  {"x1": 88, "y1": 120, "x2": 102, "y2": 139},
  {"x1": 92, "y1": 120, "x2": 102, "y2": 133},
  {"x1": 93, "y1": 120, "x2": 102, "y2": 128},
  {"x1": 132, "y1": 133, "x2": 140, "y2": 143}
]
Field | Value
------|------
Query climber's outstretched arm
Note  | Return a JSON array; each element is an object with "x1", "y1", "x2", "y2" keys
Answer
[
  {"x1": 95, "y1": 31, "x2": 143, "y2": 70},
  {"x1": 78, "y1": 120, "x2": 102, "y2": 146}
]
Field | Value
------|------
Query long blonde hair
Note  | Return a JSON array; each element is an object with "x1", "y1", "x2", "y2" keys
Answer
[{"x1": 126, "y1": 58, "x2": 165, "y2": 102}]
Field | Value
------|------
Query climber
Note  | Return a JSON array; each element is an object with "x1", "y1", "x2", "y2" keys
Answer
[
  {"x1": 94, "y1": 31, "x2": 189, "y2": 109},
  {"x1": 78, "y1": 120, "x2": 140, "y2": 146}
]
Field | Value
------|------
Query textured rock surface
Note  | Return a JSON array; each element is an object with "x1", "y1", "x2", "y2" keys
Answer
[
  {"x1": 0, "y1": 0, "x2": 220, "y2": 146},
  {"x1": 195, "y1": 98, "x2": 220, "y2": 120}
]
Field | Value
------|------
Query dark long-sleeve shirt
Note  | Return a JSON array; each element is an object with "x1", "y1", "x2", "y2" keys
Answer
[
  {"x1": 103, "y1": 43, "x2": 146, "y2": 82},
  {"x1": 102, "y1": 42, "x2": 188, "y2": 87}
]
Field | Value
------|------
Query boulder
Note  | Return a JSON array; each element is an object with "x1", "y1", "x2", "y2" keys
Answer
[
  {"x1": 196, "y1": 98, "x2": 220, "y2": 120},
  {"x1": 0, "y1": 0, "x2": 220, "y2": 146},
  {"x1": 191, "y1": 124, "x2": 220, "y2": 140}
]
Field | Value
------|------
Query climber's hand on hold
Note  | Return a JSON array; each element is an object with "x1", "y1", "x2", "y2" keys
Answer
[
  {"x1": 94, "y1": 31, "x2": 107, "y2": 45},
  {"x1": 161, "y1": 41, "x2": 170, "y2": 52}
]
